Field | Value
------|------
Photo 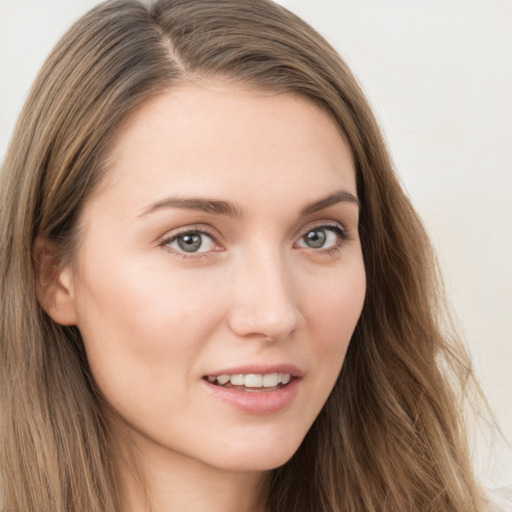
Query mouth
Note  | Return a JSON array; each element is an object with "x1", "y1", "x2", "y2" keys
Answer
[
  {"x1": 202, "y1": 368, "x2": 302, "y2": 413},
  {"x1": 203, "y1": 372, "x2": 294, "y2": 392}
]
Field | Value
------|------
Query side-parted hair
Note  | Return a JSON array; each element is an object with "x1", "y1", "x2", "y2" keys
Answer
[{"x1": 0, "y1": 1, "x2": 488, "y2": 511}]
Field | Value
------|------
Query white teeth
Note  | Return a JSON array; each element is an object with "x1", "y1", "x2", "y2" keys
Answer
[
  {"x1": 279, "y1": 373, "x2": 291, "y2": 384},
  {"x1": 230, "y1": 374, "x2": 245, "y2": 386},
  {"x1": 207, "y1": 372, "x2": 293, "y2": 388},
  {"x1": 216, "y1": 374, "x2": 230, "y2": 385},
  {"x1": 262, "y1": 373, "x2": 279, "y2": 387},
  {"x1": 244, "y1": 374, "x2": 263, "y2": 387}
]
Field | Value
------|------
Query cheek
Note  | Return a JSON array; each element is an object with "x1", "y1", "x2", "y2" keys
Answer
[
  {"x1": 72, "y1": 255, "x2": 228, "y2": 400},
  {"x1": 304, "y1": 261, "x2": 366, "y2": 352},
  {"x1": 300, "y1": 259, "x2": 366, "y2": 405},
  {"x1": 286, "y1": 259, "x2": 365, "y2": 434},
  {"x1": 76, "y1": 255, "x2": 218, "y2": 340}
]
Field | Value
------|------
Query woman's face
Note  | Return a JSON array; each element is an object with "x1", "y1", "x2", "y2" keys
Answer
[{"x1": 62, "y1": 83, "x2": 366, "y2": 472}]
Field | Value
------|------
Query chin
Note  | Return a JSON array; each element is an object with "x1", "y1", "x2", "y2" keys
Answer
[{"x1": 203, "y1": 430, "x2": 306, "y2": 473}]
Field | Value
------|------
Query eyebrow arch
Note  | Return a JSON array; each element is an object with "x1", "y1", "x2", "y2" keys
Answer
[
  {"x1": 300, "y1": 190, "x2": 360, "y2": 216},
  {"x1": 139, "y1": 197, "x2": 242, "y2": 217},
  {"x1": 139, "y1": 189, "x2": 359, "y2": 218}
]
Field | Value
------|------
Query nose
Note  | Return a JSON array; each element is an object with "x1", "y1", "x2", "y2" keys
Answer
[{"x1": 227, "y1": 248, "x2": 300, "y2": 342}]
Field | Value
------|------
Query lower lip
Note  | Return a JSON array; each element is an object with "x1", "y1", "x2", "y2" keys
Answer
[{"x1": 202, "y1": 378, "x2": 301, "y2": 414}]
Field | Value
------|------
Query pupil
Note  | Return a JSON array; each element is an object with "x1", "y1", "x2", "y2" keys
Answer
[
  {"x1": 178, "y1": 233, "x2": 202, "y2": 252},
  {"x1": 305, "y1": 229, "x2": 326, "y2": 248}
]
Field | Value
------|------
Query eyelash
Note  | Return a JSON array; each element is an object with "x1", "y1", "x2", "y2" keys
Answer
[{"x1": 160, "y1": 223, "x2": 350, "y2": 260}]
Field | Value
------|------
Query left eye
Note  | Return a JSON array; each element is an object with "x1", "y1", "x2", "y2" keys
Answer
[
  {"x1": 166, "y1": 231, "x2": 216, "y2": 253},
  {"x1": 297, "y1": 226, "x2": 343, "y2": 250}
]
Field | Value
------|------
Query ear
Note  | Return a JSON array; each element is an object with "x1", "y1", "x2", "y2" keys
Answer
[{"x1": 33, "y1": 237, "x2": 78, "y2": 326}]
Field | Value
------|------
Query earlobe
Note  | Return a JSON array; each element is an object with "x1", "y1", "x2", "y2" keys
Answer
[{"x1": 33, "y1": 237, "x2": 78, "y2": 326}]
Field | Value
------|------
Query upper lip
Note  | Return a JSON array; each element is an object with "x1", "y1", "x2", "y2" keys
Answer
[{"x1": 204, "y1": 364, "x2": 303, "y2": 378}]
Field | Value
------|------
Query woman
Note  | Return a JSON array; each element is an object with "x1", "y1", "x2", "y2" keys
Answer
[{"x1": 0, "y1": 0, "x2": 504, "y2": 511}]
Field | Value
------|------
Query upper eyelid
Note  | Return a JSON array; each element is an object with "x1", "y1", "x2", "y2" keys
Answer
[
  {"x1": 296, "y1": 219, "x2": 347, "y2": 238},
  {"x1": 160, "y1": 224, "x2": 222, "y2": 244},
  {"x1": 304, "y1": 220, "x2": 345, "y2": 230}
]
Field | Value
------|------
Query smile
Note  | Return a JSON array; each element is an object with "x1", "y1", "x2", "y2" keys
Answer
[
  {"x1": 205, "y1": 373, "x2": 292, "y2": 390},
  {"x1": 202, "y1": 372, "x2": 301, "y2": 414}
]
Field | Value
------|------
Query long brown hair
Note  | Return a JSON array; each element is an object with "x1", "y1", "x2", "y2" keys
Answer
[{"x1": 0, "y1": 1, "x2": 488, "y2": 510}]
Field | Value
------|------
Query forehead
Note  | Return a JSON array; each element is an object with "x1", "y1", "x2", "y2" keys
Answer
[{"x1": 94, "y1": 82, "x2": 356, "y2": 211}]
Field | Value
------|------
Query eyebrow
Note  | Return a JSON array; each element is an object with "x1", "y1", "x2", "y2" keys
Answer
[
  {"x1": 140, "y1": 197, "x2": 242, "y2": 217},
  {"x1": 300, "y1": 190, "x2": 360, "y2": 215},
  {"x1": 139, "y1": 189, "x2": 359, "y2": 218}
]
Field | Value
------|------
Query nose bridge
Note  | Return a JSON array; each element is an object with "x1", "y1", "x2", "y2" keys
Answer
[{"x1": 228, "y1": 242, "x2": 299, "y2": 340}]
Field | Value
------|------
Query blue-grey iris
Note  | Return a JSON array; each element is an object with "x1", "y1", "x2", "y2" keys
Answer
[
  {"x1": 303, "y1": 229, "x2": 326, "y2": 249},
  {"x1": 177, "y1": 233, "x2": 202, "y2": 252}
]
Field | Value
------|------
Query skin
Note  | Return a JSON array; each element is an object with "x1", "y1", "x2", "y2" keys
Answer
[{"x1": 44, "y1": 82, "x2": 366, "y2": 512}]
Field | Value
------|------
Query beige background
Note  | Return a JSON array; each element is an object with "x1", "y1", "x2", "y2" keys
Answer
[{"x1": 1, "y1": 0, "x2": 510, "y2": 487}]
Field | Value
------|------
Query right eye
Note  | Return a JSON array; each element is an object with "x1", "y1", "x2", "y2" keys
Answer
[{"x1": 164, "y1": 231, "x2": 218, "y2": 254}]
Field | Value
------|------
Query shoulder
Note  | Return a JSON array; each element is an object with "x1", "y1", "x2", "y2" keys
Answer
[{"x1": 486, "y1": 486, "x2": 512, "y2": 512}]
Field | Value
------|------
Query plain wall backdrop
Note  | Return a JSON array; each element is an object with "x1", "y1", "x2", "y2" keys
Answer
[{"x1": 1, "y1": 0, "x2": 510, "y2": 487}]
